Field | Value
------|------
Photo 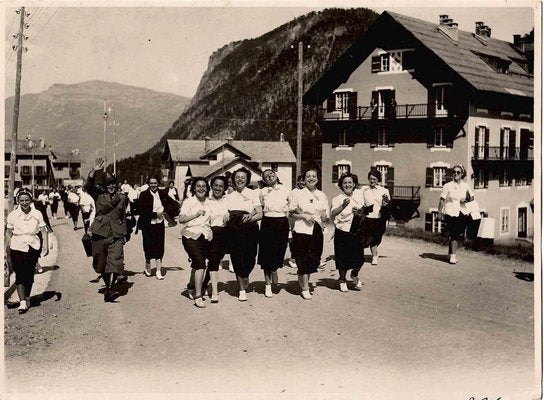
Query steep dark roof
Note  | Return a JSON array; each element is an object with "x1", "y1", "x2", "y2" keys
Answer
[{"x1": 304, "y1": 11, "x2": 533, "y2": 104}]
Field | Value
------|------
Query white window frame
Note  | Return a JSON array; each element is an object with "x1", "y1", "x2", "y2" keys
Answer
[
  {"x1": 432, "y1": 83, "x2": 451, "y2": 117},
  {"x1": 434, "y1": 127, "x2": 445, "y2": 147},
  {"x1": 433, "y1": 167, "x2": 446, "y2": 188},
  {"x1": 476, "y1": 125, "x2": 487, "y2": 159},
  {"x1": 500, "y1": 126, "x2": 511, "y2": 159},
  {"x1": 376, "y1": 164, "x2": 389, "y2": 186},
  {"x1": 377, "y1": 127, "x2": 388, "y2": 147},
  {"x1": 431, "y1": 211, "x2": 443, "y2": 233},
  {"x1": 380, "y1": 53, "x2": 390, "y2": 72},
  {"x1": 337, "y1": 164, "x2": 351, "y2": 177},
  {"x1": 499, "y1": 168, "x2": 511, "y2": 187},
  {"x1": 474, "y1": 169, "x2": 487, "y2": 189},
  {"x1": 500, "y1": 207, "x2": 510, "y2": 235}
]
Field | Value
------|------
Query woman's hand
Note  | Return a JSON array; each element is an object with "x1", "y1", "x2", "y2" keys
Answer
[
  {"x1": 195, "y1": 209, "x2": 206, "y2": 218},
  {"x1": 241, "y1": 214, "x2": 251, "y2": 224},
  {"x1": 93, "y1": 158, "x2": 105, "y2": 172},
  {"x1": 301, "y1": 213, "x2": 314, "y2": 223},
  {"x1": 342, "y1": 198, "x2": 351, "y2": 209}
]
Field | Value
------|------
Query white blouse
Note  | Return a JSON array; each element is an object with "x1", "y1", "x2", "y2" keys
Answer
[
  {"x1": 37, "y1": 194, "x2": 49, "y2": 205},
  {"x1": 331, "y1": 189, "x2": 365, "y2": 232},
  {"x1": 289, "y1": 187, "x2": 330, "y2": 235},
  {"x1": 150, "y1": 190, "x2": 165, "y2": 224},
  {"x1": 260, "y1": 184, "x2": 290, "y2": 217},
  {"x1": 179, "y1": 196, "x2": 212, "y2": 240},
  {"x1": 208, "y1": 196, "x2": 230, "y2": 228},
  {"x1": 225, "y1": 187, "x2": 261, "y2": 213},
  {"x1": 6, "y1": 207, "x2": 46, "y2": 252},
  {"x1": 440, "y1": 180, "x2": 473, "y2": 217},
  {"x1": 362, "y1": 185, "x2": 390, "y2": 219}
]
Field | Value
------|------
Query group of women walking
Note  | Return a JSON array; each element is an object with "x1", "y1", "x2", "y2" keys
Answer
[{"x1": 5, "y1": 157, "x2": 475, "y2": 311}]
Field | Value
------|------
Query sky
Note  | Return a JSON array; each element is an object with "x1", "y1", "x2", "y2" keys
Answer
[{"x1": 3, "y1": 1, "x2": 537, "y2": 99}]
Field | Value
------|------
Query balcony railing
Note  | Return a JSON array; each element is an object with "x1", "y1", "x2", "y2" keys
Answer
[
  {"x1": 472, "y1": 146, "x2": 534, "y2": 161},
  {"x1": 389, "y1": 185, "x2": 421, "y2": 201},
  {"x1": 318, "y1": 104, "x2": 452, "y2": 121}
]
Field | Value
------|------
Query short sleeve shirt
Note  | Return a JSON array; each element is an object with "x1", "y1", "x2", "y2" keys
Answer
[
  {"x1": 260, "y1": 184, "x2": 290, "y2": 217},
  {"x1": 440, "y1": 180, "x2": 472, "y2": 217},
  {"x1": 208, "y1": 196, "x2": 230, "y2": 227},
  {"x1": 362, "y1": 185, "x2": 390, "y2": 219},
  {"x1": 289, "y1": 187, "x2": 329, "y2": 235},
  {"x1": 179, "y1": 196, "x2": 212, "y2": 240},
  {"x1": 331, "y1": 189, "x2": 365, "y2": 232},
  {"x1": 225, "y1": 187, "x2": 261, "y2": 213},
  {"x1": 79, "y1": 192, "x2": 95, "y2": 213},
  {"x1": 7, "y1": 207, "x2": 46, "y2": 252}
]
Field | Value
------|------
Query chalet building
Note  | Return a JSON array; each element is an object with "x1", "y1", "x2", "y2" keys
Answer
[
  {"x1": 4, "y1": 139, "x2": 54, "y2": 192},
  {"x1": 50, "y1": 149, "x2": 83, "y2": 187},
  {"x1": 163, "y1": 137, "x2": 296, "y2": 192},
  {"x1": 303, "y1": 12, "x2": 534, "y2": 242}
]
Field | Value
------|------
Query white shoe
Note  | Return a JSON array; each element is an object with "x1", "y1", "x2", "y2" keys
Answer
[
  {"x1": 194, "y1": 297, "x2": 206, "y2": 308},
  {"x1": 339, "y1": 282, "x2": 348, "y2": 292},
  {"x1": 449, "y1": 254, "x2": 457, "y2": 264},
  {"x1": 238, "y1": 290, "x2": 247, "y2": 301},
  {"x1": 351, "y1": 276, "x2": 363, "y2": 289},
  {"x1": 18, "y1": 300, "x2": 28, "y2": 313},
  {"x1": 301, "y1": 290, "x2": 312, "y2": 300},
  {"x1": 265, "y1": 285, "x2": 273, "y2": 298},
  {"x1": 144, "y1": 265, "x2": 152, "y2": 277},
  {"x1": 156, "y1": 268, "x2": 164, "y2": 280},
  {"x1": 187, "y1": 287, "x2": 195, "y2": 300},
  {"x1": 371, "y1": 256, "x2": 378, "y2": 265}
]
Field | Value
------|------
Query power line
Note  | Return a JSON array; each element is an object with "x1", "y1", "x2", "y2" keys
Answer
[
  {"x1": 5, "y1": 13, "x2": 17, "y2": 40},
  {"x1": 27, "y1": 7, "x2": 59, "y2": 45}
]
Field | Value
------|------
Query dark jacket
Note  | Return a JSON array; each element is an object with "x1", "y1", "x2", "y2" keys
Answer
[
  {"x1": 90, "y1": 192, "x2": 128, "y2": 239},
  {"x1": 136, "y1": 188, "x2": 179, "y2": 232}
]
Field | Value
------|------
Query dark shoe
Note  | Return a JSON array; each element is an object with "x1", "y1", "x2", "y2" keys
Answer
[
  {"x1": 115, "y1": 275, "x2": 128, "y2": 285},
  {"x1": 104, "y1": 288, "x2": 119, "y2": 302}
]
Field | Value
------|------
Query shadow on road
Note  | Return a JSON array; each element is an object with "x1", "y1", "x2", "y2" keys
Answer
[
  {"x1": 36, "y1": 265, "x2": 60, "y2": 274},
  {"x1": 513, "y1": 272, "x2": 533, "y2": 282},
  {"x1": 419, "y1": 253, "x2": 450, "y2": 264},
  {"x1": 115, "y1": 281, "x2": 134, "y2": 297},
  {"x1": 6, "y1": 291, "x2": 62, "y2": 309},
  {"x1": 218, "y1": 280, "x2": 243, "y2": 298},
  {"x1": 316, "y1": 278, "x2": 339, "y2": 291}
]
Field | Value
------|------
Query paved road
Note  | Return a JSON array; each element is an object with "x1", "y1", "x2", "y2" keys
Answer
[{"x1": 4, "y1": 212, "x2": 537, "y2": 399}]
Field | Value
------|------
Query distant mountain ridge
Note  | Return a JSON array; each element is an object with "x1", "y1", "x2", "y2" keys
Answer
[{"x1": 5, "y1": 80, "x2": 190, "y2": 170}]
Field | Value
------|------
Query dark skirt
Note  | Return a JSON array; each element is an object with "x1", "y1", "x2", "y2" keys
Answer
[
  {"x1": 334, "y1": 228, "x2": 364, "y2": 270},
  {"x1": 293, "y1": 223, "x2": 323, "y2": 275},
  {"x1": 444, "y1": 214, "x2": 469, "y2": 241},
  {"x1": 208, "y1": 226, "x2": 225, "y2": 271},
  {"x1": 225, "y1": 213, "x2": 259, "y2": 279},
  {"x1": 182, "y1": 235, "x2": 209, "y2": 270},
  {"x1": 363, "y1": 217, "x2": 386, "y2": 247},
  {"x1": 10, "y1": 247, "x2": 40, "y2": 297},
  {"x1": 142, "y1": 221, "x2": 165, "y2": 260},
  {"x1": 91, "y1": 235, "x2": 124, "y2": 274},
  {"x1": 69, "y1": 203, "x2": 80, "y2": 224},
  {"x1": 51, "y1": 199, "x2": 59, "y2": 213},
  {"x1": 258, "y1": 216, "x2": 289, "y2": 271}
]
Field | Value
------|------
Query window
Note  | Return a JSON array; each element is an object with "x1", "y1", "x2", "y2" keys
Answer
[
  {"x1": 335, "y1": 92, "x2": 350, "y2": 112},
  {"x1": 372, "y1": 50, "x2": 414, "y2": 73},
  {"x1": 433, "y1": 167, "x2": 446, "y2": 188},
  {"x1": 475, "y1": 126, "x2": 488, "y2": 159},
  {"x1": 434, "y1": 85, "x2": 449, "y2": 116},
  {"x1": 376, "y1": 165, "x2": 388, "y2": 186},
  {"x1": 332, "y1": 163, "x2": 351, "y2": 183},
  {"x1": 500, "y1": 208, "x2": 510, "y2": 234},
  {"x1": 474, "y1": 168, "x2": 488, "y2": 189},
  {"x1": 434, "y1": 127, "x2": 445, "y2": 147},
  {"x1": 500, "y1": 127, "x2": 511, "y2": 159},
  {"x1": 425, "y1": 211, "x2": 445, "y2": 233},
  {"x1": 377, "y1": 127, "x2": 388, "y2": 147},
  {"x1": 516, "y1": 175, "x2": 527, "y2": 186},
  {"x1": 338, "y1": 130, "x2": 347, "y2": 146},
  {"x1": 380, "y1": 54, "x2": 389, "y2": 72},
  {"x1": 21, "y1": 166, "x2": 31, "y2": 176},
  {"x1": 499, "y1": 168, "x2": 512, "y2": 187},
  {"x1": 35, "y1": 166, "x2": 44, "y2": 176}
]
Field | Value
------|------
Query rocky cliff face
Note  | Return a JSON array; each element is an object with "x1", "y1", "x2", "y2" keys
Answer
[{"x1": 5, "y1": 80, "x2": 190, "y2": 169}]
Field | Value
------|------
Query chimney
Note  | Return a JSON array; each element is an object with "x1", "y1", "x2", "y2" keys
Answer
[
  {"x1": 475, "y1": 21, "x2": 484, "y2": 36},
  {"x1": 226, "y1": 136, "x2": 233, "y2": 145},
  {"x1": 40, "y1": 138, "x2": 45, "y2": 148},
  {"x1": 475, "y1": 22, "x2": 491, "y2": 38},
  {"x1": 204, "y1": 136, "x2": 211, "y2": 151},
  {"x1": 438, "y1": 15, "x2": 458, "y2": 43},
  {"x1": 513, "y1": 34, "x2": 521, "y2": 47},
  {"x1": 280, "y1": 132, "x2": 285, "y2": 142}
]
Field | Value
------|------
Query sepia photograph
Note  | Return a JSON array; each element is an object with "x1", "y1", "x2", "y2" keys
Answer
[{"x1": 2, "y1": 1, "x2": 540, "y2": 398}]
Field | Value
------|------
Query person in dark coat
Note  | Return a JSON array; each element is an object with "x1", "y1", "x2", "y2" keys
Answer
[
  {"x1": 136, "y1": 175, "x2": 180, "y2": 280},
  {"x1": 84, "y1": 158, "x2": 128, "y2": 302}
]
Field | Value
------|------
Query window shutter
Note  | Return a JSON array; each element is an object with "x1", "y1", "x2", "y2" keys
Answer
[
  {"x1": 327, "y1": 95, "x2": 335, "y2": 112},
  {"x1": 371, "y1": 56, "x2": 381, "y2": 73},
  {"x1": 484, "y1": 127, "x2": 490, "y2": 159},
  {"x1": 484, "y1": 170, "x2": 489, "y2": 188},
  {"x1": 347, "y1": 130, "x2": 356, "y2": 147},
  {"x1": 425, "y1": 213, "x2": 432, "y2": 232},
  {"x1": 332, "y1": 165, "x2": 339, "y2": 183},
  {"x1": 371, "y1": 91, "x2": 379, "y2": 119},
  {"x1": 388, "y1": 127, "x2": 395, "y2": 147},
  {"x1": 370, "y1": 128, "x2": 378, "y2": 148},
  {"x1": 500, "y1": 128, "x2": 505, "y2": 153},
  {"x1": 403, "y1": 50, "x2": 414, "y2": 70},
  {"x1": 445, "y1": 128, "x2": 454, "y2": 148},
  {"x1": 331, "y1": 129, "x2": 340, "y2": 148},
  {"x1": 427, "y1": 87, "x2": 436, "y2": 117},
  {"x1": 348, "y1": 91, "x2": 358, "y2": 120},
  {"x1": 427, "y1": 129, "x2": 434, "y2": 148},
  {"x1": 425, "y1": 167, "x2": 433, "y2": 187},
  {"x1": 386, "y1": 167, "x2": 395, "y2": 193},
  {"x1": 509, "y1": 129, "x2": 516, "y2": 159},
  {"x1": 445, "y1": 168, "x2": 454, "y2": 183}
]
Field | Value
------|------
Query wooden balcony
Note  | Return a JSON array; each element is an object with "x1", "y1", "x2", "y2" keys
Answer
[
  {"x1": 472, "y1": 146, "x2": 534, "y2": 161},
  {"x1": 317, "y1": 103, "x2": 454, "y2": 121}
]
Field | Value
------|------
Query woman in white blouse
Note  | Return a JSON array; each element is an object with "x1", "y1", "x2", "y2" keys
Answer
[
  {"x1": 290, "y1": 169, "x2": 330, "y2": 300},
  {"x1": 179, "y1": 177, "x2": 212, "y2": 308},
  {"x1": 224, "y1": 167, "x2": 263, "y2": 301},
  {"x1": 258, "y1": 169, "x2": 290, "y2": 298},
  {"x1": 5, "y1": 189, "x2": 49, "y2": 313},
  {"x1": 362, "y1": 170, "x2": 390, "y2": 266},
  {"x1": 330, "y1": 173, "x2": 365, "y2": 292},
  {"x1": 201, "y1": 176, "x2": 230, "y2": 303},
  {"x1": 36, "y1": 190, "x2": 53, "y2": 232},
  {"x1": 438, "y1": 165, "x2": 474, "y2": 264}
]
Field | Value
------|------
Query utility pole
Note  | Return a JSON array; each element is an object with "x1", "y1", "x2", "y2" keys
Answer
[
  {"x1": 8, "y1": 7, "x2": 27, "y2": 211},
  {"x1": 103, "y1": 99, "x2": 108, "y2": 166},
  {"x1": 296, "y1": 41, "x2": 303, "y2": 179}
]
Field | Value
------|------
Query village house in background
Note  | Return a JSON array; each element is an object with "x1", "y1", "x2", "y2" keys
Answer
[
  {"x1": 163, "y1": 136, "x2": 296, "y2": 192},
  {"x1": 304, "y1": 11, "x2": 534, "y2": 242},
  {"x1": 4, "y1": 138, "x2": 83, "y2": 194}
]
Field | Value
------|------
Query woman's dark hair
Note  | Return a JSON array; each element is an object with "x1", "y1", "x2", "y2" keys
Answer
[
  {"x1": 303, "y1": 168, "x2": 320, "y2": 180},
  {"x1": 261, "y1": 169, "x2": 281, "y2": 186},
  {"x1": 169, "y1": 180, "x2": 175, "y2": 185},
  {"x1": 368, "y1": 169, "x2": 382, "y2": 182},
  {"x1": 146, "y1": 175, "x2": 160, "y2": 184},
  {"x1": 297, "y1": 174, "x2": 304, "y2": 182},
  {"x1": 16, "y1": 188, "x2": 33, "y2": 201},
  {"x1": 231, "y1": 167, "x2": 251, "y2": 186},
  {"x1": 210, "y1": 176, "x2": 228, "y2": 195},
  {"x1": 337, "y1": 172, "x2": 359, "y2": 189},
  {"x1": 190, "y1": 177, "x2": 210, "y2": 197}
]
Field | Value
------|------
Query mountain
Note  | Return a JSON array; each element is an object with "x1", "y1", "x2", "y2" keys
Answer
[
  {"x1": 5, "y1": 80, "x2": 190, "y2": 170},
  {"x1": 130, "y1": 8, "x2": 378, "y2": 170}
]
